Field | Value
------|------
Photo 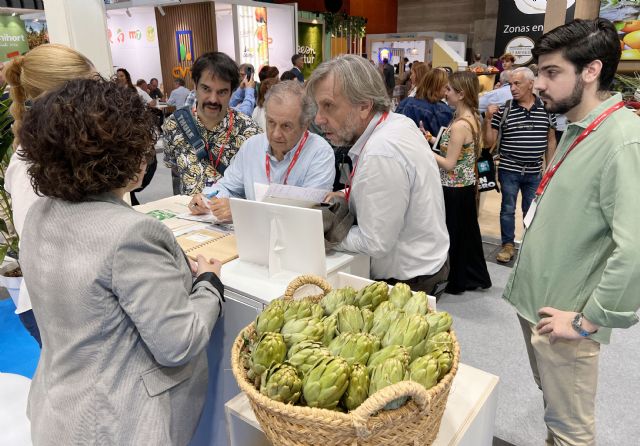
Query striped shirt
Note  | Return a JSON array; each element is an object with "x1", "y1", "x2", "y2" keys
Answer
[{"x1": 491, "y1": 97, "x2": 556, "y2": 174}]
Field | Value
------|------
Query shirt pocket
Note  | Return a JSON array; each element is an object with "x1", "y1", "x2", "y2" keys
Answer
[{"x1": 141, "y1": 362, "x2": 194, "y2": 397}]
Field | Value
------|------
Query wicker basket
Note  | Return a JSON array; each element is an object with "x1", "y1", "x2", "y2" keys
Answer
[{"x1": 230, "y1": 275, "x2": 460, "y2": 446}]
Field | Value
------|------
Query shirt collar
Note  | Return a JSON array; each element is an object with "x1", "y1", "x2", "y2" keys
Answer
[
  {"x1": 349, "y1": 112, "x2": 384, "y2": 159},
  {"x1": 568, "y1": 93, "x2": 622, "y2": 130},
  {"x1": 266, "y1": 130, "x2": 308, "y2": 161}
]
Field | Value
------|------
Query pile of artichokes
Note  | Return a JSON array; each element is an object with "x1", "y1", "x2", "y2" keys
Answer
[{"x1": 240, "y1": 281, "x2": 455, "y2": 412}]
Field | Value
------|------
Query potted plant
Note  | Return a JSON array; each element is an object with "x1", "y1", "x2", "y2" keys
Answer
[{"x1": 0, "y1": 87, "x2": 22, "y2": 305}]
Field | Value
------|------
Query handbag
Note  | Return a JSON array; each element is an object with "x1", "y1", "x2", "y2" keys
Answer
[{"x1": 476, "y1": 148, "x2": 499, "y2": 193}]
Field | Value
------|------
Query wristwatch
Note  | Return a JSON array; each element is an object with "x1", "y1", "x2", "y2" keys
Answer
[{"x1": 571, "y1": 313, "x2": 596, "y2": 337}]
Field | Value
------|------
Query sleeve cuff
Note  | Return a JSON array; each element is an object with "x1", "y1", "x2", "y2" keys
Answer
[
  {"x1": 582, "y1": 296, "x2": 639, "y2": 329},
  {"x1": 193, "y1": 272, "x2": 225, "y2": 302}
]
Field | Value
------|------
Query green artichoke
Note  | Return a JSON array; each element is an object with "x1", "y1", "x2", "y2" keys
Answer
[
  {"x1": 281, "y1": 317, "x2": 325, "y2": 347},
  {"x1": 426, "y1": 312, "x2": 453, "y2": 339},
  {"x1": 362, "y1": 308, "x2": 374, "y2": 332},
  {"x1": 403, "y1": 291, "x2": 429, "y2": 316},
  {"x1": 328, "y1": 332, "x2": 379, "y2": 366},
  {"x1": 431, "y1": 348, "x2": 454, "y2": 379},
  {"x1": 249, "y1": 332, "x2": 287, "y2": 381},
  {"x1": 342, "y1": 363, "x2": 370, "y2": 411},
  {"x1": 283, "y1": 299, "x2": 315, "y2": 323},
  {"x1": 381, "y1": 313, "x2": 430, "y2": 352},
  {"x1": 302, "y1": 356, "x2": 350, "y2": 410},
  {"x1": 260, "y1": 362, "x2": 303, "y2": 404},
  {"x1": 373, "y1": 300, "x2": 395, "y2": 320},
  {"x1": 369, "y1": 308, "x2": 404, "y2": 338},
  {"x1": 355, "y1": 281, "x2": 389, "y2": 311},
  {"x1": 369, "y1": 358, "x2": 408, "y2": 410},
  {"x1": 336, "y1": 305, "x2": 367, "y2": 334},
  {"x1": 367, "y1": 344, "x2": 410, "y2": 371},
  {"x1": 255, "y1": 300, "x2": 285, "y2": 336},
  {"x1": 287, "y1": 340, "x2": 332, "y2": 376},
  {"x1": 320, "y1": 287, "x2": 356, "y2": 316},
  {"x1": 321, "y1": 313, "x2": 337, "y2": 346},
  {"x1": 425, "y1": 332, "x2": 454, "y2": 355},
  {"x1": 409, "y1": 354, "x2": 440, "y2": 390},
  {"x1": 389, "y1": 282, "x2": 412, "y2": 309}
]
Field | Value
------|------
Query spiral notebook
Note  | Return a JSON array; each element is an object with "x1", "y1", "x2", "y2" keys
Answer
[{"x1": 176, "y1": 228, "x2": 238, "y2": 263}]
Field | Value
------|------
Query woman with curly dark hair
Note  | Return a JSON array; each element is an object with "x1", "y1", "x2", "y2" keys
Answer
[{"x1": 18, "y1": 77, "x2": 224, "y2": 446}]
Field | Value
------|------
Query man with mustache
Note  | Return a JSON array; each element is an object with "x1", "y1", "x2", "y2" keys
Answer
[
  {"x1": 163, "y1": 52, "x2": 261, "y2": 195},
  {"x1": 187, "y1": 80, "x2": 335, "y2": 222},
  {"x1": 503, "y1": 18, "x2": 640, "y2": 445},
  {"x1": 307, "y1": 55, "x2": 450, "y2": 293},
  {"x1": 484, "y1": 67, "x2": 557, "y2": 264}
]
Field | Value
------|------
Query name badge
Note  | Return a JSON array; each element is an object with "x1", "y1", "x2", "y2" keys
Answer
[{"x1": 524, "y1": 199, "x2": 538, "y2": 229}]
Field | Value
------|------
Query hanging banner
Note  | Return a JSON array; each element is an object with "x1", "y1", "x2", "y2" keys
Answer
[
  {"x1": 0, "y1": 16, "x2": 29, "y2": 61},
  {"x1": 494, "y1": 1, "x2": 575, "y2": 65},
  {"x1": 298, "y1": 22, "x2": 323, "y2": 79},
  {"x1": 600, "y1": 0, "x2": 640, "y2": 61}
]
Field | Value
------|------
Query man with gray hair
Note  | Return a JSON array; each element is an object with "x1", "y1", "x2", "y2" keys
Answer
[
  {"x1": 308, "y1": 54, "x2": 450, "y2": 293},
  {"x1": 187, "y1": 80, "x2": 335, "y2": 222},
  {"x1": 484, "y1": 66, "x2": 557, "y2": 263}
]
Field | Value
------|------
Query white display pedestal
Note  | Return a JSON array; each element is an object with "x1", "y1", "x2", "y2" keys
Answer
[{"x1": 225, "y1": 363, "x2": 499, "y2": 446}]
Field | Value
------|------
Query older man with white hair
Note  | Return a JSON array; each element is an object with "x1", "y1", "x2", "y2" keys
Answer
[
  {"x1": 188, "y1": 80, "x2": 335, "y2": 222},
  {"x1": 307, "y1": 55, "x2": 450, "y2": 294},
  {"x1": 484, "y1": 66, "x2": 557, "y2": 263}
]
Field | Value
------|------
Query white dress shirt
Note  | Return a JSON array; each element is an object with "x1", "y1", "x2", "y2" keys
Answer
[
  {"x1": 203, "y1": 131, "x2": 335, "y2": 200},
  {"x1": 337, "y1": 112, "x2": 449, "y2": 280}
]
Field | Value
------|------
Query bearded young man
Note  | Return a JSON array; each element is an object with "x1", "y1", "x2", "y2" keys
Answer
[{"x1": 503, "y1": 18, "x2": 640, "y2": 445}]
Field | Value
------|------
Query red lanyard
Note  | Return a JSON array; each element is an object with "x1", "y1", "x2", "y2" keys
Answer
[
  {"x1": 265, "y1": 130, "x2": 309, "y2": 185},
  {"x1": 345, "y1": 112, "x2": 389, "y2": 202},
  {"x1": 203, "y1": 109, "x2": 235, "y2": 170},
  {"x1": 535, "y1": 101, "x2": 624, "y2": 197}
]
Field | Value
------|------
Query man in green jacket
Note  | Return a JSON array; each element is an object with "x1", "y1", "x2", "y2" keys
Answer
[{"x1": 503, "y1": 18, "x2": 640, "y2": 446}]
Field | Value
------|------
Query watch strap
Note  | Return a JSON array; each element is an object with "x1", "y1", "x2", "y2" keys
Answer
[{"x1": 572, "y1": 313, "x2": 591, "y2": 337}]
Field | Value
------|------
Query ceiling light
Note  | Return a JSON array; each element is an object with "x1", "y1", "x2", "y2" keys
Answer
[
  {"x1": 158, "y1": 6, "x2": 166, "y2": 16},
  {"x1": 125, "y1": 8, "x2": 132, "y2": 18},
  {"x1": 11, "y1": 12, "x2": 16, "y2": 16}
]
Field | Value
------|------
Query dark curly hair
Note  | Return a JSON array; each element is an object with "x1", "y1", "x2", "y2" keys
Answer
[{"x1": 18, "y1": 77, "x2": 157, "y2": 202}]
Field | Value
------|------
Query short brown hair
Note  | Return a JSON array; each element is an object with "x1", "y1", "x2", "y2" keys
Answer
[
  {"x1": 19, "y1": 78, "x2": 157, "y2": 202},
  {"x1": 416, "y1": 68, "x2": 448, "y2": 103},
  {"x1": 501, "y1": 53, "x2": 515, "y2": 63}
]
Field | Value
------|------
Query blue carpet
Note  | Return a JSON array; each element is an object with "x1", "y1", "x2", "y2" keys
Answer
[{"x1": 0, "y1": 298, "x2": 39, "y2": 378}]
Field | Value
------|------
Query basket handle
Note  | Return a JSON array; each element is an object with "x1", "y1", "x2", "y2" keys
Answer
[
  {"x1": 350, "y1": 380, "x2": 432, "y2": 438},
  {"x1": 283, "y1": 275, "x2": 332, "y2": 301}
]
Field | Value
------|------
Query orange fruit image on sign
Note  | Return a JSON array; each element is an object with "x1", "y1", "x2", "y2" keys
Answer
[
  {"x1": 256, "y1": 24, "x2": 267, "y2": 42},
  {"x1": 623, "y1": 30, "x2": 640, "y2": 50},
  {"x1": 255, "y1": 7, "x2": 267, "y2": 23},
  {"x1": 622, "y1": 21, "x2": 640, "y2": 34}
]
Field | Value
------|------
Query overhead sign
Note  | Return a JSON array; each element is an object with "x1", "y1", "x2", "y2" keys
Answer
[
  {"x1": 298, "y1": 22, "x2": 323, "y2": 79},
  {"x1": 0, "y1": 16, "x2": 29, "y2": 62},
  {"x1": 495, "y1": 1, "x2": 575, "y2": 65}
]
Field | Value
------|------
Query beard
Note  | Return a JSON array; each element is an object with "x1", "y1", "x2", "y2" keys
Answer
[
  {"x1": 540, "y1": 76, "x2": 584, "y2": 115},
  {"x1": 323, "y1": 112, "x2": 362, "y2": 147}
]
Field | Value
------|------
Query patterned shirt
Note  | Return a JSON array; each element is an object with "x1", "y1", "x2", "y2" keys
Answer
[
  {"x1": 162, "y1": 107, "x2": 261, "y2": 195},
  {"x1": 491, "y1": 97, "x2": 556, "y2": 174},
  {"x1": 439, "y1": 121, "x2": 477, "y2": 188}
]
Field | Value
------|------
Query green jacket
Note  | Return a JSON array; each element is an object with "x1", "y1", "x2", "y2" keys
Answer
[{"x1": 503, "y1": 94, "x2": 640, "y2": 344}]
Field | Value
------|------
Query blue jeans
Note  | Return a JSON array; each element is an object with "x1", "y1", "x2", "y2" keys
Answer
[{"x1": 499, "y1": 168, "x2": 541, "y2": 245}]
